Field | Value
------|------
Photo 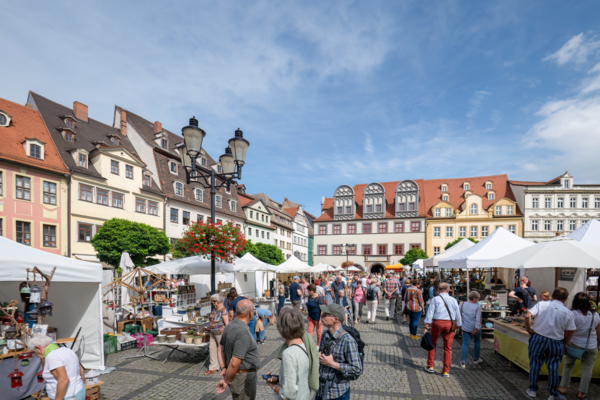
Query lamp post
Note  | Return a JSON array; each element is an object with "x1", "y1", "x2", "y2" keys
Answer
[
  {"x1": 180, "y1": 116, "x2": 249, "y2": 296},
  {"x1": 343, "y1": 243, "x2": 356, "y2": 266}
]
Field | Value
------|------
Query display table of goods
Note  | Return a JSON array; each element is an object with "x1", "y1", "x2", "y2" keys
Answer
[
  {"x1": 256, "y1": 297, "x2": 277, "y2": 315},
  {"x1": 153, "y1": 325, "x2": 211, "y2": 364},
  {"x1": 493, "y1": 317, "x2": 600, "y2": 378}
]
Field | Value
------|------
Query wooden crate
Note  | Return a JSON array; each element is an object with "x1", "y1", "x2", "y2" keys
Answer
[{"x1": 86, "y1": 381, "x2": 104, "y2": 400}]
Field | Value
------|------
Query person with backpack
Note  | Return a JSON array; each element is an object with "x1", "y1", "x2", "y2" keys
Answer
[
  {"x1": 509, "y1": 276, "x2": 537, "y2": 316},
  {"x1": 306, "y1": 284, "x2": 326, "y2": 346},
  {"x1": 365, "y1": 280, "x2": 380, "y2": 324},
  {"x1": 316, "y1": 304, "x2": 363, "y2": 400}
]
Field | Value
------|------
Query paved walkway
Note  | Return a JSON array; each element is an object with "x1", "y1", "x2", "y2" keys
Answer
[{"x1": 95, "y1": 305, "x2": 599, "y2": 400}]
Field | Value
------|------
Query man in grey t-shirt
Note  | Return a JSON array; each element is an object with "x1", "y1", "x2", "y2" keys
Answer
[{"x1": 218, "y1": 299, "x2": 261, "y2": 399}]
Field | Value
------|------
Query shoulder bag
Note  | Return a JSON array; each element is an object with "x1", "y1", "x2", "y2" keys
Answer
[
  {"x1": 440, "y1": 296, "x2": 458, "y2": 332},
  {"x1": 565, "y1": 313, "x2": 596, "y2": 360}
]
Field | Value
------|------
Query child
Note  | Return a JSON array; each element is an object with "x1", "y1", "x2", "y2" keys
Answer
[{"x1": 335, "y1": 289, "x2": 350, "y2": 324}]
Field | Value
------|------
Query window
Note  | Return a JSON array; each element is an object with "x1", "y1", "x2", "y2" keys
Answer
[
  {"x1": 78, "y1": 223, "x2": 92, "y2": 242},
  {"x1": 442, "y1": 195, "x2": 448, "y2": 201},
  {"x1": 333, "y1": 245, "x2": 341, "y2": 255},
  {"x1": 435, "y1": 208, "x2": 440, "y2": 217},
  {"x1": 531, "y1": 220, "x2": 538, "y2": 231},
  {"x1": 170, "y1": 162, "x2": 177, "y2": 174},
  {"x1": 411, "y1": 222, "x2": 420, "y2": 232},
  {"x1": 470, "y1": 226, "x2": 478, "y2": 237},
  {"x1": 16, "y1": 176, "x2": 31, "y2": 200},
  {"x1": 267, "y1": 232, "x2": 270, "y2": 239},
  {"x1": 347, "y1": 224, "x2": 356, "y2": 234},
  {"x1": 378, "y1": 223, "x2": 387, "y2": 233},
  {"x1": 217, "y1": 165, "x2": 222, "y2": 173},
  {"x1": 508, "y1": 225, "x2": 516, "y2": 234},
  {"x1": 434, "y1": 247, "x2": 440, "y2": 256},
  {"x1": 434, "y1": 227, "x2": 440, "y2": 237},
  {"x1": 170, "y1": 208, "x2": 178, "y2": 223},
  {"x1": 378, "y1": 245, "x2": 387, "y2": 255},
  {"x1": 363, "y1": 223, "x2": 371, "y2": 234},
  {"x1": 583, "y1": 198, "x2": 588, "y2": 208},
  {"x1": 459, "y1": 226, "x2": 466, "y2": 237},
  {"x1": 362, "y1": 245, "x2": 372, "y2": 255},
  {"x1": 201, "y1": 158, "x2": 206, "y2": 167},
  {"x1": 409, "y1": 202, "x2": 415, "y2": 211},
  {"x1": 394, "y1": 222, "x2": 404, "y2": 233},
  {"x1": 366, "y1": 205, "x2": 373, "y2": 213},
  {"x1": 319, "y1": 225, "x2": 327, "y2": 235},
  {"x1": 532, "y1": 198, "x2": 538, "y2": 208},
  {"x1": 0, "y1": 219, "x2": 3, "y2": 236},
  {"x1": 570, "y1": 220, "x2": 576, "y2": 231},
  {"x1": 318, "y1": 245, "x2": 326, "y2": 255},
  {"x1": 544, "y1": 220, "x2": 551, "y2": 231},
  {"x1": 79, "y1": 184, "x2": 92, "y2": 202},
  {"x1": 495, "y1": 206, "x2": 501, "y2": 215},
  {"x1": 337, "y1": 206, "x2": 342, "y2": 214},
  {"x1": 248, "y1": 228, "x2": 252, "y2": 237},
  {"x1": 65, "y1": 132, "x2": 74, "y2": 143},
  {"x1": 488, "y1": 193, "x2": 495, "y2": 200},
  {"x1": 230, "y1": 201, "x2": 236, "y2": 211},
  {"x1": 557, "y1": 220, "x2": 563, "y2": 231},
  {"x1": 161, "y1": 139, "x2": 167, "y2": 149},
  {"x1": 486, "y1": 183, "x2": 492, "y2": 190},
  {"x1": 346, "y1": 206, "x2": 352, "y2": 214},
  {"x1": 596, "y1": 198, "x2": 600, "y2": 208},
  {"x1": 0, "y1": 172, "x2": 2, "y2": 195},
  {"x1": 376, "y1": 204, "x2": 382, "y2": 212},
  {"x1": 256, "y1": 229, "x2": 259, "y2": 237},
  {"x1": 111, "y1": 160, "x2": 119, "y2": 175},
  {"x1": 183, "y1": 211, "x2": 190, "y2": 225},
  {"x1": 333, "y1": 225, "x2": 341, "y2": 235},
  {"x1": 558, "y1": 198, "x2": 564, "y2": 208},
  {"x1": 411, "y1": 244, "x2": 420, "y2": 250},
  {"x1": 30, "y1": 144, "x2": 41, "y2": 159},
  {"x1": 111, "y1": 137, "x2": 120, "y2": 145},
  {"x1": 126, "y1": 165, "x2": 133, "y2": 179},
  {"x1": 446, "y1": 208, "x2": 452, "y2": 217},
  {"x1": 43, "y1": 225, "x2": 56, "y2": 247},
  {"x1": 16, "y1": 221, "x2": 31, "y2": 245},
  {"x1": 482, "y1": 226, "x2": 488, "y2": 237},
  {"x1": 464, "y1": 183, "x2": 470, "y2": 190},
  {"x1": 136, "y1": 198, "x2": 146, "y2": 213},
  {"x1": 470, "y1": 204, "x2": 477, "y2": 214},
  {"x1": 507, "y1": 206, "x2": 513, "y2": 215},
  {"x1": 43, "y1": 182, "x2": 57, "y2": 205},
  {"x1": 394, "y1": 245, "x2": 404, "y2": 255},
  {"x1": 564, "y1": 180, "x2": 570, "y2": 189},
  {"x1": 197, "y1": 214, "x2": 203, "y2": 222},
  {"x1": 78, "y1": 153, "x2": 87, "y2": 168},
  {"x1": 570, "y1": 198, "x2": 576, "y2": 208},
  {"x1": 441, "y1": 185, "x2": 447, "y2": 192},
  {"x1": 446, "y1": 227, "x2": 453, "y2": 237},
  {"x1": 216, "y1": 196, "x2": 222, "y2": 208},
  {"x1": 148, "y1": 201, "x2": 158, "y2": 215},
  {"x1": 112, "y1": 193, "x2": 123, "y2": 208},
  {"x1": 143, "y1": 174, "x2": 151, "y2": 186},
  {"x1": 175, "y1": 182, "x2": 183, "y2": 196},
  {"x1": 465, "y1": 193, "x2": 470, "y2": 198},
  {"x1": 250, "y1": 211, "x2": 254, "y2": 219},
  {"x1": 545, "y1": 198, "x2": 551, "y2": 208},
  {"x1": 64, "y1": 118, "x2": 73, "y2": 128},
  {"x1": 96, "y1": 189, "x2": 108, "y2": 205},
  {"x1": 261, "y1": 215, "x2": 264, "y2": 222}
]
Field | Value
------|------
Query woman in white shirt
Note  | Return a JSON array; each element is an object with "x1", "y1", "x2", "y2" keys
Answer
[
  {"x1": 29, "y1": 335, "x2": 85, "y2": 400},
  {"x1": 459, "y1": 291, "x2": 483, "y2": 368},
  {"x1": 558, "y1": 292, "x2": 600, "y2": 399}
]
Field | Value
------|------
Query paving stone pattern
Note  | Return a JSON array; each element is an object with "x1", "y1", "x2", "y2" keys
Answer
[{"x1": 83, "y1": 305, "x2": 599, "y2": 399}]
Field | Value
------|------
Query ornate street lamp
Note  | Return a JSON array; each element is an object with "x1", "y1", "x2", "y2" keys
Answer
[
  {"x1": 180, "y1": 117, "x2": 250, "y2": 296},
  {"x1": 344, "y1": 243, "x2": 356, "y2": 264}
]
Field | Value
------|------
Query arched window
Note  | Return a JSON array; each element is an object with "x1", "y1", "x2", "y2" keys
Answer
[{"x1": 470, "y1": 204, "x2": 477, "y2": 214}]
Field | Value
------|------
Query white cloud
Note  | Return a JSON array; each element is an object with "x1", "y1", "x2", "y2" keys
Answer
[
  {"x1": 543, "y1": 33, "x2": 600, "y2": 66},
  {"x1": 466, "y1": 90, "x2": 491, "y2": 120}
]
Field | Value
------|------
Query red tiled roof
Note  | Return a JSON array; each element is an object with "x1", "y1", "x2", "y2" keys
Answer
[
  {"x1": 284, "y1": 207, "x2": 298, "y2": 218},
  {"x1": 238, "y1": 192, "x2": 257, "y2": 207},
  {"x1": 0, "y1": 98, "x2": 69, "y2": 174},
  {"x1": 509, "y1": 175, "x2": 562, "y2": 186}
]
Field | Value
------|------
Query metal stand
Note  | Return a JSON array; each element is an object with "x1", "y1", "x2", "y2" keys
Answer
[
  {"x1": 125, "y1": 338, "x2": 161, "y2": 360},
  {"x1": 159, "y1": 345, "x2": 190, "y2": 364}
]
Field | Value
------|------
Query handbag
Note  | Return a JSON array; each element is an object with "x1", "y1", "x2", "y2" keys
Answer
[
  {"x1": 420, "y1": 331, "x2": 435, "y2": 351},
  {"x1": 565, "y1": 314, "x2": 595, "y2": 360},
  {"x1": 440, "y1": 296, "x2": 458, "y2": 332}
]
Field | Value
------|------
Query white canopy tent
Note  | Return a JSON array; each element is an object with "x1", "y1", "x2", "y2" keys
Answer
[
  {"x1": 311, "y1": 263, "x2": 336, "y2": 273},
  {"x1": 241, "y1": 253, "x2": 279, "y2": 298},
  {"x1": 567, "y1": 219, "x2": 600, "y2": 245},
  {"x1": 0, "y1": 236, "x2": 104, "y2": 369},
  {"x1": 423, "y1": 238, "x2": 476, "y2": 267},
  {"x1": 275, "y1": 255, "x2": 313, "y2": 273},
  {"x1": 146, "y1": 255, "x2": 264, "y2": 275}
]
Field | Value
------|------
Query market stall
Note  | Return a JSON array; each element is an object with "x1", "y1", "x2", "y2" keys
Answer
[{"x1": 567, "y1": 219, "x2": 600, "y2": 304}]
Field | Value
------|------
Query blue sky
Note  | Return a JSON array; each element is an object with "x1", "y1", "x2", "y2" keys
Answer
[{"x1": 3, "y1": 1, "x2": 600, "y2": 216}]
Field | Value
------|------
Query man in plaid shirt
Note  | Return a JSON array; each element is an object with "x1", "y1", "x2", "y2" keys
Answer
[
  {"x1": 383, "y1": 273, "x2": 400, "y2": 321},
  {"x1": 317, "y1": 304, "x2": 362, "y2": 400}
]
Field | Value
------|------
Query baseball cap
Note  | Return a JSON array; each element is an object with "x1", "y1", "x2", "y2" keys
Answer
[
  {"x1": 293, "y1": 276, "x2": 300, "y2": 280},
  {"x1": 319, "y1": 304, "x2": 346, "y2": 322}
]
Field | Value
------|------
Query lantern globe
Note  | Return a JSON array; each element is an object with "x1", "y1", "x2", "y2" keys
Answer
[
  {"x1": 178, "y1": 144, "x2": 193, "y2": 172},
  {"x1": 228, "y1": 128, "x2": 249, "y2": 165},
  {"x1": 40, "y1": 301, "x2": 54, "y2": 318},
  {"x1": 219, "y1": 147, "x2": 236, "y2": 178},
  {"x1": 30, "y1": 285, "x2": 42, "y2": 304},
  {"x1": 9, "y1": 369, "x2": 24, "y2": 388},
  {"x1": 181, "y1": 117, "x2": 205, "y2": 158}
]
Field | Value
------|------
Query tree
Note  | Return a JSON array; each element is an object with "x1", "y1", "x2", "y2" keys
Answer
[
  {"x1": 236, "y1": 239, "x2": 259, "y2": 259},
  {"x1": 399, "y1": 248, "x2": 429, "y2": 266},
  {"x1": 254, "y1": 242, "x2": 285, "y2": 266},
  {"x1": 91, "y1": 218, "x2": 171, "y2": 272},
  {"x1": 174, "y1": 220, "x2": 246, "y2": 263},
  {"x1": 444, "y1": 237, "x2": 478, "y2": 250}
]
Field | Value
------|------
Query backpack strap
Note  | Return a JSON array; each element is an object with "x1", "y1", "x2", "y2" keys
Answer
[{"x1": 290, "y1": 344, "x2": 309, "y2": 358}]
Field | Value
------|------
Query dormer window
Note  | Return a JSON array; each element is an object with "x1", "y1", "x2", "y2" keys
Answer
[
  {"x1": 217, "y1": 165, "x2": 222, "y2": 173},
  {"x1": 564, "y1": 180, "x2": 570, "y2": 189},
  {"x1": 485, "y1": 182, "x2": 492, "y2": 190},
  {"x1": 143, "y1": 174, "x2": 151, "y2": 186},
  {"x1": 435, "y1": 208, "x2": 440, "y2": 217},
  {"x1": 488, "y1": 192, "x2": 495, "y2": 200},
  {"x1": 201, "y1": 158, "x2": 206, "y2": 167},
  {"x1": 230, "y1": 200, "x2": 236, "y2": 212},
  {"x1": 465, "y1": 193, "x2": 470, "y2": 198},
  {"x1": 30, "y1": 144, "x2": 42, "y2": 159},
  {"x1": 169, "y1": 162, "x2": 177, "y2": 174},
  {"x1": 470, "y1": 204, "x2": 477, "y2": 214},
  {"x1": 195, "y1": 189, "x2": 203, "y2": 202},
  {"x1": 78, "y1": 152, "x2": 87, "y2": 168},
  {"x1": 161, "y1": 138, "x2": 168, "y2": 149},
  {"x1": 65, "y1": 132, "x2": 74, "y2": 142},
  {"x1": 174, "y1": 181, "x2": 184, "y2": 196},
  {"x1": 0, "y1": 111, "x2": 10, "y2": 127},
  {"x1": 441, "y1": 184, "x2": 447, "y2": 192},
  {"x1": 442, "y1": 194, "x2": 449, "y2": 201},
  {"x1": 65, "y1": 118, "x2": 74, "y2": 128},
  {"x1": 216, "y1": 195, "x2": 222, "y2": 208},
  {"x1": 110, "y1": 137, "x2": 121, "y2": 145},
  {"x1": 464, "y1": 183, "x2": 470, "y2": 190},
  {"x1": 25, "y1": 139, "x2": 45, "y2": 160}
]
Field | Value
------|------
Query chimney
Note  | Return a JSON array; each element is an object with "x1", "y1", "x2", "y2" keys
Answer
[
  {"x1": 25, "y1": 103, "x2": 33, "y2": 109},
  {"x1": 154, "y1": 121, "x2": 162, "y2": 133},
  {"x1": 120, "y1": 110, "x2": 127, "y2": 136},
  {"x1": 73, "y1": 101, "x2": 88, "y2": 122}
]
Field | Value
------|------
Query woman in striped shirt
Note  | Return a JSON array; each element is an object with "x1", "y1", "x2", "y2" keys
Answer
[{"x1": 404, "y1": 279, "x2": 425, "y2": 340}]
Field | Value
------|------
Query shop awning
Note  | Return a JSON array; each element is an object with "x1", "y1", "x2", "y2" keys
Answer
[{"x1": 385, "y1": 264, "x2": 403, "y2": 270}]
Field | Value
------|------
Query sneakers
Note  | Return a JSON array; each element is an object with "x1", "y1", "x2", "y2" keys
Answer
[
  {"x1": 473, "y1": 358, "x2": 484, "y2": 365},
  {"x1": 526, "y1": 389, "x2": 537, "y2": 398},
  {"x1": 460, "y1": 362, "x2": 466, "y2": 368},
  {"x1": 386, "y1": 316, "x2": 390, "y2": 321},
  {"x1": 424, "y1": 366, "x2": 435, "y2": 374},
  {"x1": 548, "y1": 396, "x2": 566, "y2": 400},
  {"x1": 442, "y1": 372, "x2": 450, "y2": 378}
]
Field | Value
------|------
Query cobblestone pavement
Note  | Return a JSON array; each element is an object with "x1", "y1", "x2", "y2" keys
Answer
[{"x1": 85, "y1": 305, "x2": 598, "y2": 400}]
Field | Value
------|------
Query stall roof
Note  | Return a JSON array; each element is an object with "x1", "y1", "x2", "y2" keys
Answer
[
  {"x1": 438, "y1": 227, "x2": 534, "y2": 270},
  {"x1": 423, "y1": 238, "x2": 476, "y2": 267},
  {"x1": 276, "y1": 255, "x2": 313, "y2": 273},
  {"x1": 146, "y1": 255, "x2": 264, "y2": 275},
  {"x1": 0, "y1": 236, "x2": 102, "y2": 282},
  {"x1": 567, "y1": 219, "x2": 600, "y2": 245}
]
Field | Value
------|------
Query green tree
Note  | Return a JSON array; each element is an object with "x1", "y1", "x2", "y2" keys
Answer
[
  {"x1": 236, "y1": 239, "x2": 259, "y2": 259},
  {"x1": 91, "y1": 218, "x2": 170, "y2": 273},
  {"x1": 444, "y1": 237, "x2": 478, "y2": 250},
  {"x1": 254, "y1": 242, "x2": 285, "y2": 265},
  {"x1": 399, "y1": 248, "x2": 429, "y2": 266}
]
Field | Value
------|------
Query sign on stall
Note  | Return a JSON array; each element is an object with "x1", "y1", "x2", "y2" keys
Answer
[{"x1": 558, "y1": 268, "x2": 576, "y2": 281}]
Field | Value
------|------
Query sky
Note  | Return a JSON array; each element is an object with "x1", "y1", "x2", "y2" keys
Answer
[{"x1": 3, "y1": 1, "x2": 600, "y2": 217}]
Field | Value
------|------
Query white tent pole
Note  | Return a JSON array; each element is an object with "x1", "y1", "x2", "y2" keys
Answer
[{"x1": 466, "y1": 266, "x2": 469, "y2": 299}]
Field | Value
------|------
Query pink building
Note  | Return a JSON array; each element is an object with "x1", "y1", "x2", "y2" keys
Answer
[{"x1": 0, "y1": 98, "x2": 69, "y2": 255}]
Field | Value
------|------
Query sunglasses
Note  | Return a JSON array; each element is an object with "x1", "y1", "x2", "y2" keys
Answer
[{"x1": 321, "y1": 313, "x2": 333, "y2": 318}]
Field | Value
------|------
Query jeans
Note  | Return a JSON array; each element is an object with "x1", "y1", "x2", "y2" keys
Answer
[
  {"x1": 407, "y1": 310, "x2": 422, "y2": 336},
  {"x1": 257, "y1": 320, "x2": 269, "y2": 341},
  {"x1": 248, "y1": 314, "x2": 257, "y2": 341},
  {"x1": 308, "y1": 316, "x2": 323, "y2": 346},
  {"x1": 316, "y1": 388, "x2": 350, "y2": 400},
  {"x1": 460, "y1": 330, "x2": 481, "y2": 362},
  {"x1": 278, "y1": 296, "x2": 285, "y2": 315},
  {"x1": 559, "y1": 344, "x2": 598, "y2": 394}
]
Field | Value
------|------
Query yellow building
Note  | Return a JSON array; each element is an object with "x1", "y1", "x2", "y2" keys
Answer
[
  {"x1": 424, "y1": 175, "x2": 524, "y2": 257},
  {"x1": 29, "y1": 92, "x2": 165, "y2": 264}
]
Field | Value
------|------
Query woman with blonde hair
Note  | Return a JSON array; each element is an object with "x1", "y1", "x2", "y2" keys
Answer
[{"x1": 205, "y1": 293, "x2": 230, "y2": 375}]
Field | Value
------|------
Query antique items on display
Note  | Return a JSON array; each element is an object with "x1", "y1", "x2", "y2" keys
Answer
[{"x1": 8, "y1": 369, "x2": 24, "y2": 389}]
